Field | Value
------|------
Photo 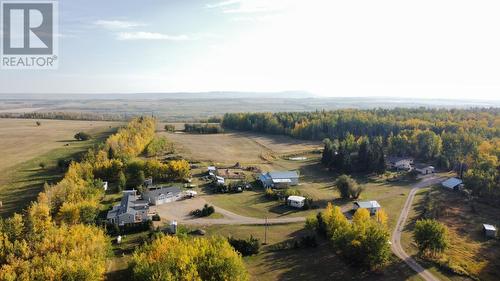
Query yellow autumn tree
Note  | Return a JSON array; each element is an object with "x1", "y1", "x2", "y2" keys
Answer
[{"x1": 131, "y1": 235, "x2": 248, "y2": 281}]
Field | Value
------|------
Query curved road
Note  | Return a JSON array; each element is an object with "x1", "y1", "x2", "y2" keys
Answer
[
  {"x1": 155, "y1": 197, "x2": 305, "y2": 225},
  {"x1": 391, "y1": 176, "x2": 445, "y2": 281}
]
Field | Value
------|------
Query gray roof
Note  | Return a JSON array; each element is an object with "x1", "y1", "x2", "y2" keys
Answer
[
  {"x1": 387, "y1": 156, "x2": 413, "y2": 163},
  {"x1": 268, "y1": 171, "x2": 299, "y2": 179},
  {"x1": 415, "y1": 163, "x2": 434, "y2": 169},
  {"x1": 108, "y1": 190, "x2": 149, "y2": 220},
  {"x1": 355, "y1": 201, "x2": 381, "y2": 209},
  {"x1": 442, "y1": 178, "x2": 462, "y2": 189},
  {"x1": 145, "y1": 186, "x2": 181, "y2": 198}
]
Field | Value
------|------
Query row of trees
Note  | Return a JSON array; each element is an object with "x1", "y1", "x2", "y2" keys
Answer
[
  {"x1": 306, "y1": 204, "x2": 391, "y2": 270},
  {"x1": 184, "y1": 123, "x2": 224, "y2": 134}
]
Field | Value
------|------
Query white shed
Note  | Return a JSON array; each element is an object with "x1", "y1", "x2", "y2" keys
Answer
[
  {"x1": 287, "y1": 196, "x2": 306, "y2": 208},
  {"x1": 102, "y1": 181, "x2": 108, "y2": 191},
  {"x1": 483, "y1": 224, "x2": 497, "y2": 238},
  {"x1": 354, "y1": 201, "x2": 381, "y2": 215}
]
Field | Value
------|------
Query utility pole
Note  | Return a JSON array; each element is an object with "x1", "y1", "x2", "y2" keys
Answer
[{"x1": 263, "y1": 216, "x2": 268, "y2": 245}]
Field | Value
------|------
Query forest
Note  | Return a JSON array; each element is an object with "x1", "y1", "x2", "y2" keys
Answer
[{"x1": 223, "y1": 108, "x2": 499, "y2": 200}]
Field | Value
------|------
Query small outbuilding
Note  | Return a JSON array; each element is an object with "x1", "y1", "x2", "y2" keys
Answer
[
  {"x1": 483, "y1": 224, "x2": 497, "y2": 238},
  {"x1": 441, "y1": 177, "x2": 463, "y2": 191},
  {"x1": 287, "y1": 195, "x2": 306, "y2": 208},
  {"x1": 185, "y1": 190, "x2": 198, "y2": 198},
  {"x1": 102, "y1": 181, "x2": 108, "y2": 191},
  {"x1": 415, "y1": 164, "x2": 435, "y2": 175},
  {"x1": 353, "y1": 201, "x2": 381, "y2": 215},
  {"x1": 259, "y1": 171, "x2": 300, "y2": 189}
]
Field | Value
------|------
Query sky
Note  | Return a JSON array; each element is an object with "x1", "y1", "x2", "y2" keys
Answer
[{"x1": 1, "y1": 0, "x2": 500, "y2": 99}]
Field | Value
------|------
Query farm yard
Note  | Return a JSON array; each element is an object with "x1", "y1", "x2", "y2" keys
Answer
[
  {"x1": 0, "y1": 119, "x2": 121, "y2": 216},
  {"x1": 150, "y1": 127, "x2": 454, "y2": 280}
]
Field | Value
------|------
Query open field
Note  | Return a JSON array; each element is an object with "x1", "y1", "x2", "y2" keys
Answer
[
  {"x1": 401, "y1": 186, "x2": 500, "y2": 281},
  {"x1": 0, "y1": 119, "x2": 120, "y2": 216},
  {"x1": 0, "y1": 118, "x2": 121, "y2": 173},
  {"x1": 157, "y1": 130, "x2": 321, "y2": 164}
]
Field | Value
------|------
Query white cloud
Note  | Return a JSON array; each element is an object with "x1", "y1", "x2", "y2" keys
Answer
[
  {"x1": 116, "y1": 32, "x2": 190, "y2": 41},
  {"x1": 206, "y1": 0, "x2": 241, "y2": 9},
  {"x1": 94, "y1": 20, "x2": 146, "y2": 30},
  {"x1": 207, "y1": 0, "x2": 291, "y2": 14}
]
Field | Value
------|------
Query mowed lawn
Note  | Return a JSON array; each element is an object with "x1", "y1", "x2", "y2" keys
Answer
[
  {"x1": 0, "y1": 119, "x2": 121, "y2": 216},
  {"x1": 202, "y1": 224, "x2": 422, "y2": 281}
]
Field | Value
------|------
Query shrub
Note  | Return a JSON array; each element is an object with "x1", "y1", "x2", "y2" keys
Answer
[
  {"x1": 191, "y1": 204, "x2": 215, "y2": 217},
  {"x1": 228, "y1": 236, "x2": 260, "y2": 256},
  {"x1": 152, "y1": 214, "x2": 161, "y2": 221},
  {"x1": 74, "y1": 132, "x2": 91, "y2": 141},
  {"x1": 335, "y1": 175, "x2": 362, "y2": 199},
  {"x1": 164, "y1": 124, "x2": 176, "y2": 132}
]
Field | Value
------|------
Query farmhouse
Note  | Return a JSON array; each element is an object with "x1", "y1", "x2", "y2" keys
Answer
[
  {"x1": 287, "y1": 195, "x2": 306, "y2": 208},
  {"x1": 259, "y1": 171, "x2": 300, "y2": 189},
  {"x1": 387, "y1": 156, "x2": 413, "y2": 171},
  {"x1": 415, "y1": 164, "x2": 435, "y2": 175},
  {"x1": 107, "y1": 190, "x2": 150, "y2": 226},
  {"x1": 483, "y1": 224, "x2": 497, "y2": 238},
  {"x1": 441, "y1": 177, "x2": 463, "y2": 190},
  {"x1": 353, "y1": 200, "x2": 381, "y2": 215},
  {"x1": 142, "y1": 186, "x2": 182, "y2": 206}
]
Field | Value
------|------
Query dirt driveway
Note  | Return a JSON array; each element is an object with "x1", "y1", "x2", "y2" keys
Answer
[{"x1": 154, "y1": 197, "x2": 305, "y2": 225}]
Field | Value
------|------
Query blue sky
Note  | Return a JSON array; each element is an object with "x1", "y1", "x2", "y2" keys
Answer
[{"x1": 2, "y1": 0, "x2": 500, "y2": 100}]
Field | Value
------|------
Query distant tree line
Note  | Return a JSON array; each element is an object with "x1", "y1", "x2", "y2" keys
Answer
[
  {"x1": 184, "y1": 123, "x2": 224, "y2": 134},
  {"x1": 0, "y1": 111, "x2": 131, "y2": 121}
]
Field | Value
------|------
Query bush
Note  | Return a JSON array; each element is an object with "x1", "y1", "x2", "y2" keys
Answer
[
  {"x1": 164, "y1": 124, "x2": 176, "y2": 132},
  {"x1": 191, "y1": 204, "x2": 215, "y2": 217},
  {"x1": 335, "y1": 175, "x2": 363, "y2": 199},
  {"x1": 74, "y1": 132, "x2": 91, "y2": 141},
  {"x1": 152, "y1": 214, "x2": 161, "y2": 221},
  {"x1": 228, "y1": 236, "x2": 260, "y2": 256}
]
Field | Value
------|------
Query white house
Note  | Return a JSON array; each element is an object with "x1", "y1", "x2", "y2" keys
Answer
[
  {"x1": 142, "y1": 186, "x2": 182, "y2": 205},
  {"x1": 483, "y1": 224, "x2": 497, "y2": 238},
  {"x1": 287, "y1": 196, "x2": 306, "y2": 208},
  {"x1": 259, "y1": 171, "x2": 299, "y2": 189},
  {"x1": 415, "y1": 164, "x2": 435, "y2": 175},
  {"x1": 353, "y1": 201, "x2": 381, "y2": 215},
  {"x1": 441, "y1": 178, "x2": 463, "y2": 190},
  {"x1": 387, "y1": 157, "x2": 413, "y2": 171}
]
